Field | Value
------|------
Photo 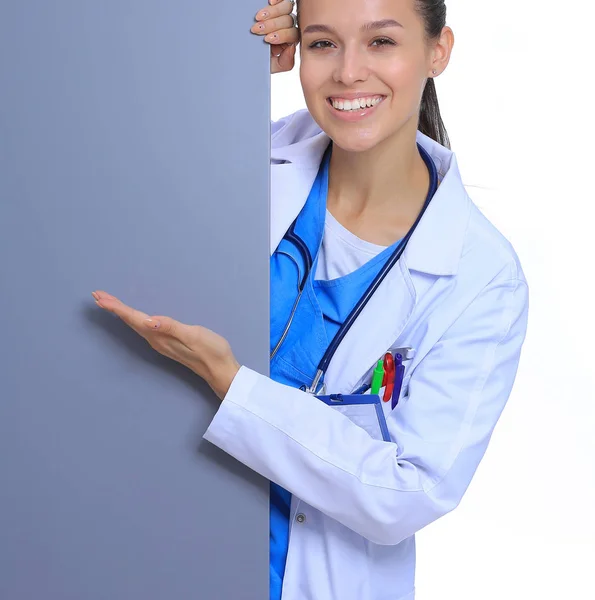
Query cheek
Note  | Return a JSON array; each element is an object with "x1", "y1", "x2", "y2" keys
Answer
[
  {"x1": 383, "y1": 59, "x2": 423, "y2": 94},
  {"x1": 299, "y1": 57, "x2": 325, "y2": 99}
]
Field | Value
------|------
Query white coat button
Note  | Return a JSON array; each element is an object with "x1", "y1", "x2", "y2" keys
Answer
[{"x1": 296, "y1": 513, "x2": 306, "y2": 524}]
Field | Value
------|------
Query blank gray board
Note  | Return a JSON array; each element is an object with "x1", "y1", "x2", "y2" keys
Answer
[{"x1": 0, "y1": 2, "x2": 270, "y2": 598}]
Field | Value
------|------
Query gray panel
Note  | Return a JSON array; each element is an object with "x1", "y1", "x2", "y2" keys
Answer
[{"x1": 0, "y1": 2, "x2": 270, "y2": 599}]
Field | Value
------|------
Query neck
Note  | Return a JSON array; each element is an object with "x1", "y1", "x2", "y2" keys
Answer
[{"x1": 326, "y1": 121, "x2": 430, "y2": 245}]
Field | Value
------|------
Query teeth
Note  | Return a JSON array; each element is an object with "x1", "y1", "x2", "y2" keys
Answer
[{"x1": 331, "y1": 97, "x2": 383, "y2": 111}]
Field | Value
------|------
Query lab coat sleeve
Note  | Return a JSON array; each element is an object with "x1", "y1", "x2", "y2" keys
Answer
[{"x1": 203, "y1": 276, "x2": 529, "y2": 546}]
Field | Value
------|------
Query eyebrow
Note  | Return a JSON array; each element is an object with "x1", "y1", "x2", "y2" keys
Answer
[{"x1": 302, "y1": 19, "x2": 404, "y2": 36}]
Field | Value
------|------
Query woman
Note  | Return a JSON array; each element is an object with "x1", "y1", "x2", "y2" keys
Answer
[{"x1": 93, "y1": 1, "x2": 529, "y2": 598}]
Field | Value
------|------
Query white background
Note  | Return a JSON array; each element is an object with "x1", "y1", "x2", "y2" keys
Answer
[{"x1": 272, "y1": 1, "x2": 595, "y2": 597}]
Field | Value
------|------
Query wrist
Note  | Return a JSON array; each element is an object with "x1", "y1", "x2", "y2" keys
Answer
[{"x1": 207, "y1": 358, "x2": 241, "y2": 402}]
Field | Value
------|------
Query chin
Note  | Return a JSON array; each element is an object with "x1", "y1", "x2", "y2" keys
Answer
[
  {"x1": 328, "y1": 128, "x2": 387, "y2": 153},
  {"x1": 317, "y1": 117, "x2": 393, "y2": 154}
]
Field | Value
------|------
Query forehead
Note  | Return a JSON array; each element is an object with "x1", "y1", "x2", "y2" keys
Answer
[{"x1": 298, "y1": 0, "x2": 419, "y2": 28}]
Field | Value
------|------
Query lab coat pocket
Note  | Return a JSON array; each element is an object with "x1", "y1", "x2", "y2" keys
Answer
[
  {"x1": 317, "y1": 394, "x2": 391, "y2": 442},
  {"x1": 396, "y1": 373, "x2": 412, "y2": 405}
]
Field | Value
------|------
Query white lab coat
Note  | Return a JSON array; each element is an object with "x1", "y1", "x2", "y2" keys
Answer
[{"x1": 204, "y1": 109, "x2": 529, "y2": 600}]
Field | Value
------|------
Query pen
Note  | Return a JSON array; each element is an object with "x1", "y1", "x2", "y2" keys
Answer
[
  {"x1": 382, "y1": 352, "x2": 395, "y2": 402},
  {"x1": 391, "y1": 353, "x2": 405, "y2": 409},
  {"x1": 370, "y1": 359, "x2": 385, "y2": 395}
]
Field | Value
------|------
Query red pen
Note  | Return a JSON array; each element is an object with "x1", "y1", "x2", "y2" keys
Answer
[{"x1": 382, "y1": 352, "x2": 395, "y2": 402}]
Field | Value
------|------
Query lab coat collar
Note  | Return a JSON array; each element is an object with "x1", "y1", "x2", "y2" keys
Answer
[{"x1": 270, "y1": 118, "x2": 471, "y2": 276}]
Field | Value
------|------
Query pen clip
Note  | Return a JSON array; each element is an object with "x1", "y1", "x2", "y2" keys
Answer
[{"x1": 390, "y1": 346, "x2": 415, "y2": 361}]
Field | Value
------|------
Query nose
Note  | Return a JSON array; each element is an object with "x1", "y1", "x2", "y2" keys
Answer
[{"x1": 333, "y1": 45, "x2": 370, "y2": 86}]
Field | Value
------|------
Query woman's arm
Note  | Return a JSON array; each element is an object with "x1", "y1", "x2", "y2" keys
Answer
[{"x1": 204, "y1": 274, "x2": 529, "y2": 545}]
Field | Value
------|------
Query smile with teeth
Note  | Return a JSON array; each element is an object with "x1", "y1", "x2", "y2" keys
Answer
[{"x1": 328, "y1": 96, "x2": 385, "y2": 111}]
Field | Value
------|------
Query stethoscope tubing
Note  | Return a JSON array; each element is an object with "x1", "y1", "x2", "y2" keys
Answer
[{"x1": 274, "y1": 143, "x2": 439, "y2": 394}]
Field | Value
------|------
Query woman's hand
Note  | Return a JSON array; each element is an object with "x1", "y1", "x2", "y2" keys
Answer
[
  {"x1": 92, "y1": 291, "x2": 240, "y2": 401},
  {"x1": 251, "y1": 0, "x2": 298, "y2": 74}
]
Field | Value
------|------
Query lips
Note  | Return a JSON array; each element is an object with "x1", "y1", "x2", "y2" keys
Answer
[{"x1": 328, "y1": 95, "x2": 386, "y2": 111}]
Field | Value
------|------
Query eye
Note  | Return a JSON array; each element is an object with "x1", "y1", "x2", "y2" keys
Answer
[
  {"x1": 309, "y1": 40, "x2": 335, "y2": 49},
  {"x1": 371, "y1": 37, "x2": 397, "y2": 47}
]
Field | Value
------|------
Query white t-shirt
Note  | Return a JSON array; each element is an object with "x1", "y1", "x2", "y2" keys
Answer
[{"x1": 315, "y1": 210, "x2": 388, "y2": 281}]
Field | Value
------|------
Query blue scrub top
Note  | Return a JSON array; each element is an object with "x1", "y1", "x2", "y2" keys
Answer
[{"x1": 268, "y1": 146, "x2": 402, "y2": 600}]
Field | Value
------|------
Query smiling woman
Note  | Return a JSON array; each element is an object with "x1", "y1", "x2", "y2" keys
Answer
[
  {"x1": 297, "y1": 0, "x2": 450, "y2": 147},
  {"x1": 97, "y1": 1, "x2": 529, "y2": 599}
]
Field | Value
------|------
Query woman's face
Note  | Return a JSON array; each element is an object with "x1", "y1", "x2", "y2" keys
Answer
[{"x1": 299, "y1": 0, "x2": 437, "y2": 153}]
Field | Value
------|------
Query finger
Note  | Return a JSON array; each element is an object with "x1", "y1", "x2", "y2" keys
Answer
[
  {"x1": 272, "y1": 0, "x2": 294, "y2": 13},
  {"x1": 251, "y1": 14, "x2": 294, "y2": 35},
  {"x1": 143, "y1": 316, "x2": 195, "y2": 353},
  {"x1": 93, "y1": 290, "x2": 116, "y2": 301},
  {"x1": 93, "y1": 292, "x2": 150, "y2": 328},
  {"x1": 276, "y1": 43, "x2": 296, "y2": 71},
  {"x1": 271, "y1": 42, "x2": 294, "y2": 59},
  {"x1": 265, "y1": 27, "x2": 299, "y2": 45},
  {"x1": 143, "y1": 315, "x2": 176, "y2": 336},
  {"x1": 255, "y1": 0, "x2": 294, "y2": 22}
]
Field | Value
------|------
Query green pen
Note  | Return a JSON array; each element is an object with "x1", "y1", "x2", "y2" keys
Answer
[{"x1": 370, "y1": 359, "x2": 385, "y2": 395}]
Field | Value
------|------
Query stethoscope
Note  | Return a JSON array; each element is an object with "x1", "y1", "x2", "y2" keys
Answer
[{"x1": 271, "y1": 143, "x2": 439, "y2": 395}]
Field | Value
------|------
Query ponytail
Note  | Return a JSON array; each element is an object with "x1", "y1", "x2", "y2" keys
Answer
[
  {"x1": 419, "y1": 77, "x2": 450, "y2": 149},
  {"x1": 415, "y1": 0, "x2": 450, "y2": 148}
]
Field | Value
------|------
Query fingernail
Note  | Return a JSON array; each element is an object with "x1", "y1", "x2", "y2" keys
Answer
[
  {"x1": 265, "y1": 33, "x2": 278, "y2": 42},
  {"x1": 251, "y1": 23, "x2": 266, "y2": 32},
  {"x1": 257, "y1": 11, "x2": 269, "y2": 19},
  {"x1": 144, "y1": 318, "x2": 161, "y2": 329}
]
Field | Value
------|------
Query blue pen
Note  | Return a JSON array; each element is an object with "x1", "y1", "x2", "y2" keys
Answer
[
  {"x1": 353, "y1": 383, "x2": 369, "y2": 395},
  {"x1": 391, "y1": 353, "x2": 405, "y2": 409}
]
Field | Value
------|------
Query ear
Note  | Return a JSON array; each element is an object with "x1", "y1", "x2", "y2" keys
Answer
[{"x1": 428, "y1": 26, "x2": 455, "y2": 78}]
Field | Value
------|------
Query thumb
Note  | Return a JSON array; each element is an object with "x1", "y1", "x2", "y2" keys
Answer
[{"x1": 278, "y1": 43, "x2": 296, "y2": 72}]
